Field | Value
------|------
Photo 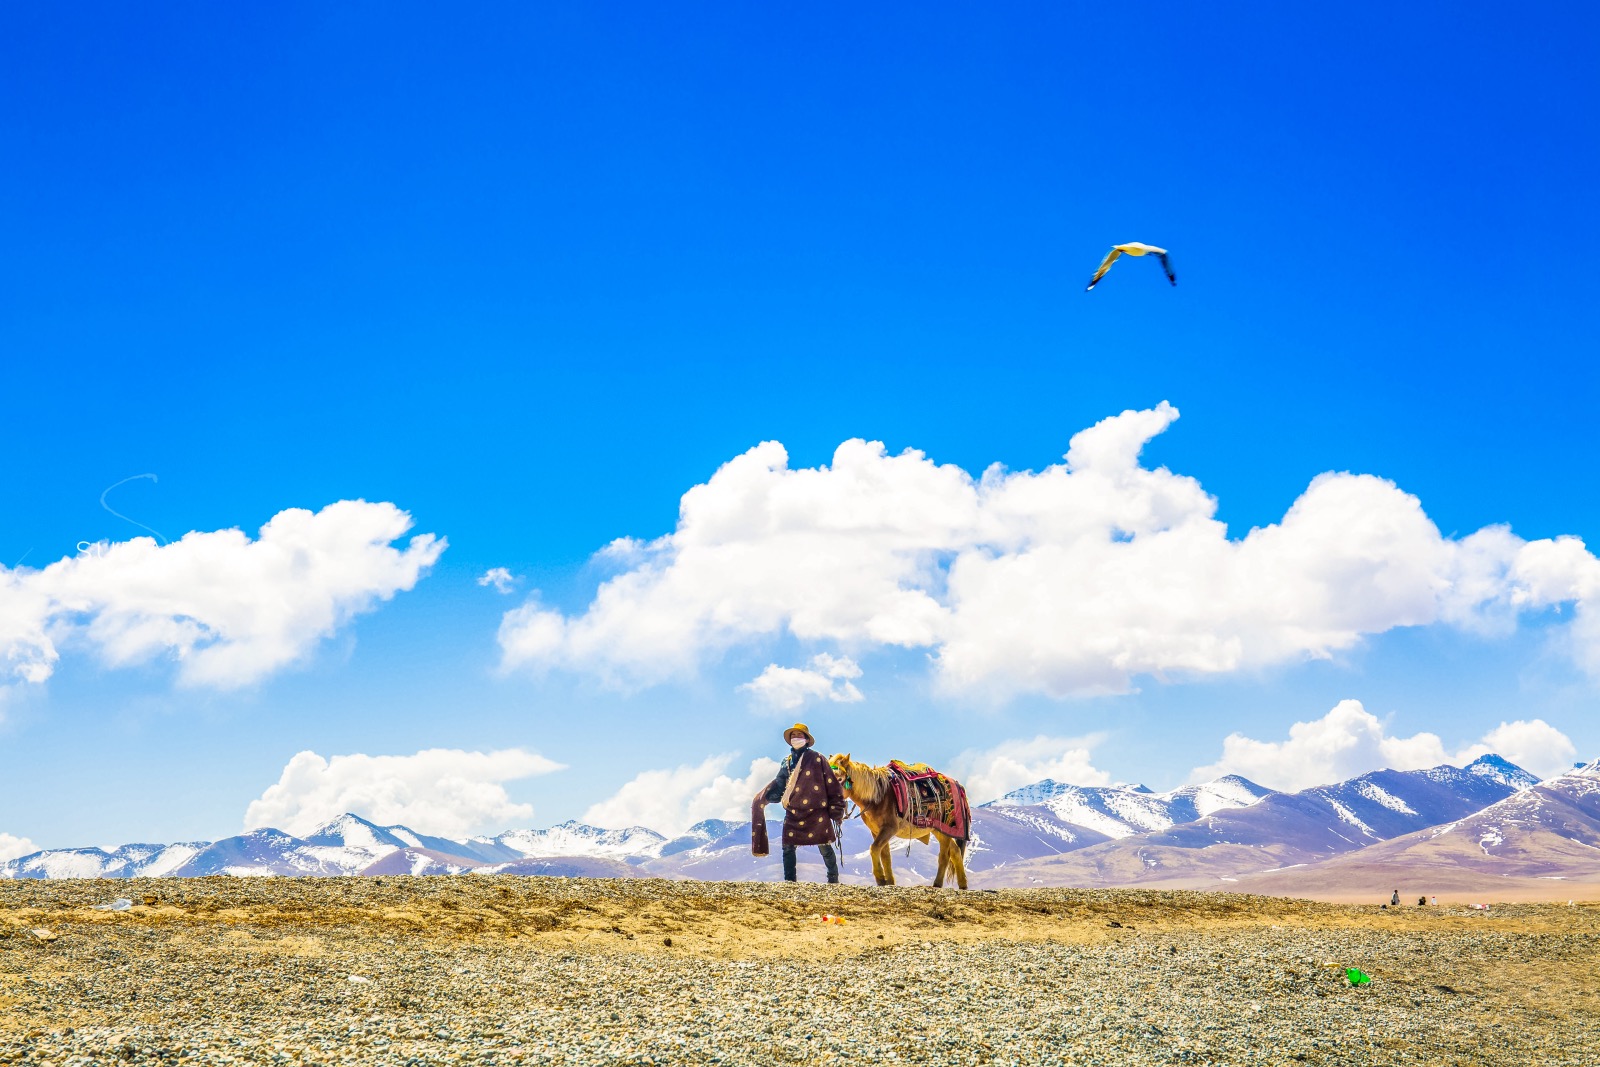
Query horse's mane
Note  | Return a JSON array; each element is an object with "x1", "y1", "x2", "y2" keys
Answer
[{"x1": 840, "y1": 757, "x2": 893, "y2": 805}]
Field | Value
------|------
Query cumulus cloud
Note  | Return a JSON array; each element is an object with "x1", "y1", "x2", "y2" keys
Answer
[
  {"x1": 478, "y1": 567, "x2": 518, "y2": 594},
  {"x1": 947, "y1": 734, "x2": 1113, "y2": 805},
  {"x1": 244, "y1": 747, "x2": 565, "y2": 838},
  {"x1": 496, "y1": 402, "x2": 1600, "y2": 699},
  {"x1": 0, "y1": 501, "x2": 444, "y2": 691},
  {"x1": 1191, "y1": 700, "x2": 1579, "y2": 790},
  {"x1": 739, "y1": 653, "x2": 864, "y2": 711},
  {"x1": 0, "y1": 832, "x2": 39, "y2": 862},
  {"x1": 1452, "y1": 719, "x2": 1578, "y2": 781},
  {"x1": 581, "y1": 754, "x2": 780, "y2": 837}
]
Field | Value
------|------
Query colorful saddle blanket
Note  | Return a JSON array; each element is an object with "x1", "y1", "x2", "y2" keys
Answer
[{"x1": 887, "y1": 760, "x2": 971, "y2": 841}]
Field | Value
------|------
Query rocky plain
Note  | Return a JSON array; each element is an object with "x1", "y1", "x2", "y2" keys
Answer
[{"x1": 3, "y1": 875, "x2": 1598, "y2": 1066}]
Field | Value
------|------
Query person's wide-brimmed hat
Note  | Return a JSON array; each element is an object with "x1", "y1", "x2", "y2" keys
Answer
[{"x1": 783, "y1": 723, "x2": 815, "y2": 746}]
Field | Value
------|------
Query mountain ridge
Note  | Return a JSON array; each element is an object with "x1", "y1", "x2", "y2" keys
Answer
[{"x1": 4, "y1": 755, "x2": 1576, "y2": 892}]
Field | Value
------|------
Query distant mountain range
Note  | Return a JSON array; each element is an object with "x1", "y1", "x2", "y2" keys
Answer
[
  {"x1": 0, "y1": 814, "x2": 723, "y2": 881},
  {"x1": 8, "y1": 754, "x2": 1597, "y2": 898},
  {"x1": 1222, "y1": 758, "x2": 1600, "y2": 899},
  {"x1": 977, "y1": 754, "x2": 1550, "y2": 889}
]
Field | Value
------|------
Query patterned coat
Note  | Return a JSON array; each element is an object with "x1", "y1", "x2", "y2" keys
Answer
[{"x1": 762, "y1": 747, "x2": 846, "y2": 848}]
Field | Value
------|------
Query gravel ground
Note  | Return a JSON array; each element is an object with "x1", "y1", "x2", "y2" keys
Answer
[{"x1": 3, "y1": 877, "x2": 1597, "y2": 1066}]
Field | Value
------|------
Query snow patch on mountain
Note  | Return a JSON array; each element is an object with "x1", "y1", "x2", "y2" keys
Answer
[
  {"x1": 1322, "y1": 797, "x2": 1377, "y2": 836},
  {"x1": 1353, "y1": 782, "x2": 1416, "y2": 815}
]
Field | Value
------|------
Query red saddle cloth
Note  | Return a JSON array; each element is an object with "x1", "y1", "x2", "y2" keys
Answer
[{"x1": 887, "y1": 760, "x2": 971, "y2": 841}]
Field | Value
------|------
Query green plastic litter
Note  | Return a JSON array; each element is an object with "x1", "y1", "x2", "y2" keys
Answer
[{"x1": 1345, "y1": 968, "x2": 1371, "y2": 985}]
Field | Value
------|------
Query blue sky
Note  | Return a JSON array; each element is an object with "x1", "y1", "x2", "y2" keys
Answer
[{"x1": 2, "y1": 3, "x2": 1597, "y2": 851}]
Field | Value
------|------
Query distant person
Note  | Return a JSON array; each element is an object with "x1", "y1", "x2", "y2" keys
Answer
[
  {"x1": 1418, "y1": 896, "x2": 1427, "y2": 907},
  {"x1": 1391, "y1": 890, "x2": 1400, "y2": 906},
  {"x1": 755, "y1": 723, "x2": 845, "y2": 884},
  {"x1": 1431, "y1": 896, "x2": 1438, "y2": 906}
]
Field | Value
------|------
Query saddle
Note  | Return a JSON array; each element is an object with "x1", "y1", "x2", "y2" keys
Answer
[{"x1": 887, "y1": 760, "x2": 971, "y2": 841}]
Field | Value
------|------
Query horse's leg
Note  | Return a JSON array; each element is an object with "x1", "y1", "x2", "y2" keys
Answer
[
  {"x1": 857, "y1": 809, "x2": 882, "y2": 886},
  {"x1": 932, "y1": 834, "x2": 948, "y2": 889},
  {"x1": 869, "y1": 838, "x2": 890, "y2": 886},
  {"x1": 954, "y1": 839, "x2": 969, "y2": 890},
  {"x1": 863, "y1": 818, "x2": 885, "y2": 886},
  {"x1": 871, "y1": 822, "x2": 898, "y2": 886}
]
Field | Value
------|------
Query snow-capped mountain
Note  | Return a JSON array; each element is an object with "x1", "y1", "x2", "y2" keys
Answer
[
  {"x1": 1160, "y1": 776, "x2": 1279, "y2": 823},
  {"x1": 981, "y1": 756, "x2": 1544, "y2": 889},
  {"x1": 987, "y1": 780, "x2": 1180, "y2": 837},
  {"x1": 985, "y1": 774, "x2": 1273, "y2": 839},
  {"x1": 0, "y1": 841, "x2": 206, "y2": 880},
  {"x1": 1295, "y1": 756, "x2": 1533, "y2": 845},
  {"x1": 159, "y1": 814, "x2": 491, "y2": 878},
  {"x1": 1222, "y1": 759, "x2": 1600, "y2": 897},
  {"x1": 659, "y1": 819, "x2": 741, "y2": 856},
  {"x1": 302, "y1": 812, "x2": 414, "y2": 851},
  {"x1": 469, "y1": 820, "x2": 668, "y2": 862},
  {"x1": 165, "y1": 828, "x2": 351, "y2": 878},
  {"x1": 1386, "y1": 758, "x2": 1600, "y2": 868},
  {"x1": 1458, "y1": 752, "x2": 1542, "y2": 792}
]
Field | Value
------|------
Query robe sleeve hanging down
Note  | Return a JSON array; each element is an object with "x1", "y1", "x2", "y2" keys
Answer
[{"x1": 750, "y1": 798, "x2": 769, "y2": 857}]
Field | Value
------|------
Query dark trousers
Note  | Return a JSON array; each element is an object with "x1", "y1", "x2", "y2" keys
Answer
[{"x1": 782, "y1": 843, "x2": 839, "y2": 883}]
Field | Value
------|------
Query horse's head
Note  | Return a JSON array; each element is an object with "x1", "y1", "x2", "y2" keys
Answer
[{"x1": 829, "y1": 752, "x2": 854, "y2": 792}]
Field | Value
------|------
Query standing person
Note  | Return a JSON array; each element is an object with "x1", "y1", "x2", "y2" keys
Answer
[
  {"x1": 1391, "y1": 889, "x2": 1400, "y2": 906},
  {"x1": 755, "y1": 723, "x2": 845, "y2": 884}
]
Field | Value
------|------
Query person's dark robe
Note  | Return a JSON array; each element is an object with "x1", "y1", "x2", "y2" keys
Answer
[{"x1": 760, "y1": 746, "x2": 845, "y2": 848}]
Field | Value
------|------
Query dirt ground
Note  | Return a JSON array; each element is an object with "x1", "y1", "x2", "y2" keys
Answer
[
  {"x1": 9, "y1": 875, "x2": 1593, "y2": 959},
  {"x1": 4, "y1": 877, "x2": 1599, "y2": 1065}
]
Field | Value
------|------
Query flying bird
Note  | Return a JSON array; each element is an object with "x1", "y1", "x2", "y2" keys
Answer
[{"x1": 1086, "y1": 242, "x2": 1176, "y2": 291}]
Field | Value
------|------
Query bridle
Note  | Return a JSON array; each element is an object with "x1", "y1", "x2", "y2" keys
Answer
[{"x1": 829, "y1": 759, "x2": 863, "y2": 822}]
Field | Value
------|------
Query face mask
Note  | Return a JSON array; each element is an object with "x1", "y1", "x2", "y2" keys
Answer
[{"x1": 789, "y1": 737, "x2": 807, "y2": 749}]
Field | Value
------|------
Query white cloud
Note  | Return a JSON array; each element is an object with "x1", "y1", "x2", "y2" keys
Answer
[
  {"x1": 496, "y1": 403, "x2": 1600, "y2": 699},
  {"x1": 0, "y1": 832, "x2": 38, "y2": 862},
  {"x1": 739, "y1": 653, "x2": 864, "y2": 711},
  {"x1": 947, "y1": 734, "x2": 1113, "y2": 805},
  {"x1": 0, "y1": 500, "x2": 444, "y2": 691},
  {"x1": 244, "y1": 747, "x2": 565, "y2": 839},
  {"x1": 581, "y1": 753, "x2": 780, "y2": 837},
  {"x1": 477, "y1": 567, "x2": 518, "y2": 594},
  {"x1": 1191, "y1": 700, "x2": 1580, "y2": 790},
  {"x1": 1454, "y1": 719, "x2": 1578, "y2": 781}
]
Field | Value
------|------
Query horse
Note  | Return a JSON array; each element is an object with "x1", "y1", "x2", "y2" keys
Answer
[{"x1": 830, "y1": 753, "x2": 970, "y2": 890}]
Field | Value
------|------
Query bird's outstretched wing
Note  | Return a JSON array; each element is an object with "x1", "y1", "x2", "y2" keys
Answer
[
  {"x1": 1157, "y1": 251, "x2": 1176, "y2": 286},
  {"x1": 1086, "y1": 248, "x2": 1122, "y2": 291}
]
